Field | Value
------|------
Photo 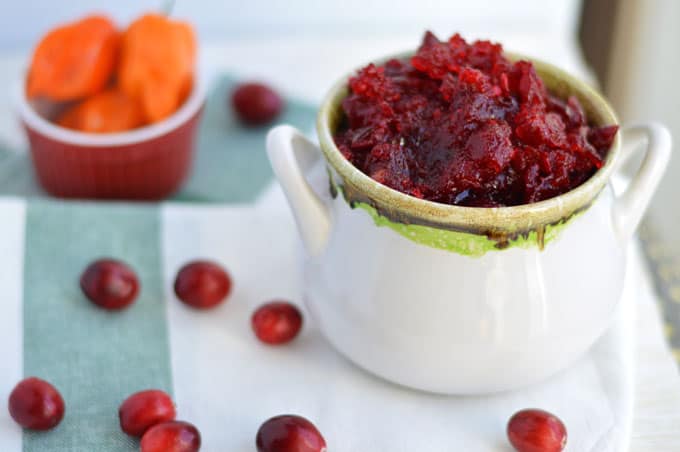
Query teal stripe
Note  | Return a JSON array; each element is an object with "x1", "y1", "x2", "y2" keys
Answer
[
  {"x1": 23, "y1": 201, "x2": 172, "y2": 451},
  {"x1": 172, "y1": 75, "x2": 316, "y2": 203}
]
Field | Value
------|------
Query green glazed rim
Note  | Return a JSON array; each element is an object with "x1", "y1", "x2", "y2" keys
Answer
[{"x1": 316, "y1": 51, "x2": 621, "y2": 255}]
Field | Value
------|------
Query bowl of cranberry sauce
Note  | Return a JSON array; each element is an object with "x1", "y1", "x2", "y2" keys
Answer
[
  {"x1": 335, "y1": 31, "x2": 618, "y2": 208},
  {"x1": 266, "y1": 31, "x2": 671, "y2": 394}
]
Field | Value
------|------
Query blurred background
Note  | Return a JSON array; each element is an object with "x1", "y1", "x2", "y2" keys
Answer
[
  {"x1": 1, "y1": 0, "x2": 581, "y2": 50},
  {"x1": 1, "y1": 0, "x2": 678, "y2": 321},
  {"x1": 3, "y1": 3, "x2": 677, "y2": 216}
]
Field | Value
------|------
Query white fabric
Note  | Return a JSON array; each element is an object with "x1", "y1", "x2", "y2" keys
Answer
[
  {"x1": 0, "y1": 192, "x2": 676, "y2": 450},
  {"x1": 630, "y1": 245, "x2": 680, "y2": 451},
  {"x1": 0, "y1": 199, "x2": 24, "y2": 451},
  {"x1": 161, "y1": 184, "x2": 638, "y2": 451}
]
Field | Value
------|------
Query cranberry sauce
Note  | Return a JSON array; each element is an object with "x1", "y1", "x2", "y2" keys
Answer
[{"x1": 334, "y1": 32, "x2": 618, "y2": 207}]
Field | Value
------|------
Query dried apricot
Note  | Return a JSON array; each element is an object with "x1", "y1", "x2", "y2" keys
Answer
[
  {"x1": 57, "y1": 89, "x2": 144, "y2": 133},
  {"x1": 27, "y1": 15, "x2": 118, "y2": 101},
  {"x1": 118, "y1": 14, "x2": 196, "y2": 123}
]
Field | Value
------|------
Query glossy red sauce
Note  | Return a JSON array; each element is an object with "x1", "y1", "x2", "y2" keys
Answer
[{"x1": 334, "y1": 32, "x2": 618, "y2": 207}]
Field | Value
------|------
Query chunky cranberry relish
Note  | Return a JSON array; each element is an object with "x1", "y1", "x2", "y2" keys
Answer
[{"x1": 334, "y1": 32, "x2": 618, "y2": 207}]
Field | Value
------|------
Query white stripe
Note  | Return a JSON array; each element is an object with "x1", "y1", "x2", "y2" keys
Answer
[
  {"x1": 161, "y1": 192, "x2": 642, "y2": 451},
  {"x1": 162, "y1": 200, "x2": 301, "y2": 452},
  {"x1": 0, "y1": 198, "x2": 25, "y2": 451}
]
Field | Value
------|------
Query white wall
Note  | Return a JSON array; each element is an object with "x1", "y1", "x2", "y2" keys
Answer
[
  {"x1": 607, "y1": 0, "x2": 680, "y2": 244},
  {"x1": 1, "y1": 0, "x2": 580, "y2": 51}
]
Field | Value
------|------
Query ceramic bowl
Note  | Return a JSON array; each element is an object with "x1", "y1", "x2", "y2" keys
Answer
[
  {"x1": 267, "y1": 52, "x2": 671, "y2": 394},
  {"x1": 13, "y1": 78, "x2": 205, "y2": 200}
]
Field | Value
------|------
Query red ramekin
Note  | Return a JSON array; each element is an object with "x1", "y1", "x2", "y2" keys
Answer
[{"x1": 14, "y1": 78, "x2": 205, "y2": 200}]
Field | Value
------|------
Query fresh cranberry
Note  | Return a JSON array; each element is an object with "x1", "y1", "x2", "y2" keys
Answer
[
  {"x1": 256, "y1": 415, "x2": 326, "y2": 452},
  {"x1": 8, "y1": 377, "x2": 65, "y2": 430},
  {"x1": 80, "y1": 258, "x2": 139, "y2": 310},
  {"x1": 140, "y1": 420, "x2": 201, "y2": 452},
  {"x1": 252, "y1": 301, "x2": 303, "y2": 345},
  {"x1": 231, "y1": 82, "x2": 284, "y2": 125},
  {"x1": 119, "y1": 389, "x2": 176, "y2": 436},
  {"x1": 507, "y1": 409, "x2": 567, "y2": 452},
  {"x1": 174, "y1": 260, "x2": 232, "y2": 309}
]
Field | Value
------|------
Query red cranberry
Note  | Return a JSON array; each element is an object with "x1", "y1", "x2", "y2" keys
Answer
[
  {"x1": 80, "y1": 258, "x2": 139, "y2": 310},
  {"x1": 119, "y1": 389, "x2": 176, "y2": 436},
  {"x1": 174, "y1": 260, "x2": 232, "y2": 309},
  {"x1": 507, "y1": 409, "x2": 567, "y2": 452},
  {"x1": 140, "y1": 420, "x2": 201, "y2": 452},
  {"x1": 8, "y1": 377, "x2": 65, "y2": 430},
  {"x1": 252, "y1": 301, "x2": 303, "y2": 345},
  {"x1": 256, "y1": 415, "x2": 326, "y2": 452},
  {"x1": 231, "y1": 82, "x2": 284, "y2": 125}
]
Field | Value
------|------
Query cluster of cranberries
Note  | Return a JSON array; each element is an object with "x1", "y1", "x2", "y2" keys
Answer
[
  {"x1": 6, "y1": 257, "x2": 311, "y2": 451},
  {"x1": 8, "y1": 258, "x2": 570, "y2": 451},
  {"x1": 8, "y1": 377, "x2": 327, "y2": 452},
  {"x1": 80, "y1": 258, "x2": 304, "y2": 344},
  {"x1": 335, "y1": 31, "x2": 618, "y2": 207},
  {"x1": 7, "y1": 376, "x2": 565, "y2": 452},
  {"x1": 119, "y1": 390, "x2": 199, "y2": 452}
]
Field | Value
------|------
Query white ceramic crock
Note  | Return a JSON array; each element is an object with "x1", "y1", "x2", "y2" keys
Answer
[{"x1": 266, "y1": 54, "x2": 671, "y2": 394}]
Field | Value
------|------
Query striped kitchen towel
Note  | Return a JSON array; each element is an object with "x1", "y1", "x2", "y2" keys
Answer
[{"x1": 0, "y1": 185, "x2": 643, "y2": 452}]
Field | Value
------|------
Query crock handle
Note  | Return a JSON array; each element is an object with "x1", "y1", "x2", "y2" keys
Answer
[
  {"x1": 612, "y1": 123, "x2": 671, "y2": 242},
  {"x1": 266, "y1": 125, "x2": 331, "y2": 256}
]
